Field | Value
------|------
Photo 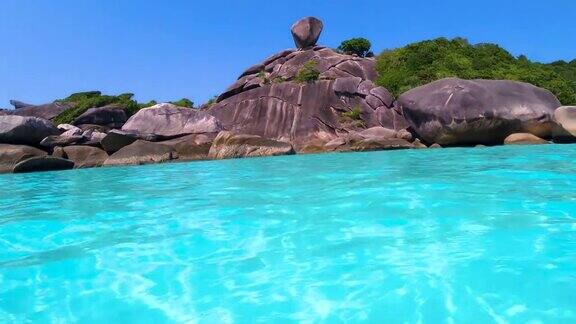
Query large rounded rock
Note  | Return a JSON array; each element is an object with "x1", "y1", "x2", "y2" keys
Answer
[
  {"x1": 0, "y1": 115, "x2": 59, "y2": 145},
  {"x1": 100, "y1": 130, "x2": 158, "y2": 154},
  {"x1": 161, "y1": 133, "x2": 216, "y2": 161},
  {"x1": 504, "y1": 133, "x2": 549, "y2": 145},
  {"x1": 208, "y1": 131, "x2": 294, "y2": 159},
  {"x1": 61, "y1": 146, "x2": 109, "y2": 168},
  {"x1": 13, "y1": 156, "x2": 74, "y2": 173},
  {"x1": 553, "y1": 106, "x2": 576, "y2": 142},
  {"x1": 122, "y1": 103, "x2": 221, "y2": 139},
  {"x1": 398, "y1": 78, "x2": 561, "y2": 145},
  {"x1": 0, "y1": 144, "x2": 47, "y2": 173},
  {"x1": 9, "y1": 101, "x2": 72, "y2": 120},
  {"x1": 73, "y1": 105, "x2": 128, "y2": 129},
  {"x1": 40, "y1": 128, "x2": 85, "y2": 148},
  {"x1": 103, "y1": 140, "x2": 177, "y2": 166},
  {"x1": 291, "y1": 17, "x2": 323, "y2": 49}
]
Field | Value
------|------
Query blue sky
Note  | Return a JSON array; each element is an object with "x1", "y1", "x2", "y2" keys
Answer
[{"x1": 1, "y1": 0, "x2": 575, "y2": 108}]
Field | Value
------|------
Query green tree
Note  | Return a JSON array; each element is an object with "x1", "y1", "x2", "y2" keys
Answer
[
  {"x1": 375, "y1": 37, "x2": 576, "y2": 105},
  {"x1": 338, "y1": 38, "x2": 372, "y2": 57}
]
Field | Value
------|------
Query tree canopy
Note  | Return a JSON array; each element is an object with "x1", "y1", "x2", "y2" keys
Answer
[
  {"x1": 53, "y1": 92, "x2": 195, "y2": 125},
  {"x1": 375, "y1": 37, "x2": 576, "y2": 105},
  {"x1": 338, "y1": 38, "x2": 373, "y2": 57}
]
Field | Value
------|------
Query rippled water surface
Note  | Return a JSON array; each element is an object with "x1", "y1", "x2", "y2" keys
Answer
[{"x1": 1, "y1": 145, "x2": 576, "y2": 323}]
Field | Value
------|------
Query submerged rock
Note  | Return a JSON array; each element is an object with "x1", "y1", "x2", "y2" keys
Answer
[
  {"x1": 0, "y1": 115, "x2": 59, "y2": 145},
  {"x1": 324, "y1": 128, "x2": 414, "y2": 152},
  {"x1": 0, "y1": 144, "x2": 47, "y2": 173},
  {"x1": 122, "y1": 103, "x2": 221, "y2": 139},
  {"x1": 208, "y1": 131, "x2": 295, "y2": 159},
  {"x1": 398, "y1": 78, "x2": 561, "y2": 145},
  {"x1": 12, "y1": 156, "x2": 74, "y2": 173}
]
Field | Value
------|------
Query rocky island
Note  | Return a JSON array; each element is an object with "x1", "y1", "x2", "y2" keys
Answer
[{"x1": 1, "y1": 17, "x2": 576, "y2": 174}]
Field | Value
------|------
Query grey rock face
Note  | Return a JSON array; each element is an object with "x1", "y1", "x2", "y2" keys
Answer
[
  {"x1": 0, "y1": 115, "x2": 59, "y2": 145},
  {"x1": 40, "y1": 128, "x2": 84, "y2": 148},
  {"x1": 10, "y1": 100, "x2": 33, "y2": 109},
  {"x1": 122, "y1": 103, "x2": 221, "y2": 139},
  {"x1": 324, "y1": 127, "x2": 414, "y2": 152},
  {"x1": 398, "y1": 78, "x2": 561, "y2": 145},
  {"x1": 61, "y1": 146, "x2": 109, "y2": 168},
  {"x1": 100, "y1": 130, "x2": 158, "y2": 154},
  {"x1": 73, "y1": 106, "x2": 128, "y2": 129},
  {"x1": 210, "y1": 47, "x2": 405, "y2": 150},
  {"x1": 0, "y1": 144, "x2": 47, "y2": 173},
  {"x1": 82, "y1": 130, "x2": 107, "y2": 147},
  {"x1": 208, "y1": 131, "x2": 295, "y2": 159},
  {"x1": 161, "y1": 133, "x2": 216, "y2": 161},
  {"x1": 10, "y1": 102, "x2": 72, "y2": 120},
  {"x1": 291, "y1": 17, "x2": 323, "y2": 49},
  {"x1": 12, "y1": 156, "x2": 74, "y2": 173},
  {"x1": 103, "y1": 140, "x2": 177, "y2": 166},
  {"x1": 57, "y1": 124, "x2": 81, "y2": 132}
]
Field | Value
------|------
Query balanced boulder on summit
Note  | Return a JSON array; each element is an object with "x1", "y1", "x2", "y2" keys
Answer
[
  {"x1": 209, "y1": 20, "x2": 408, "y2": 151},
  {"x1": 291, "y1": 17, "x2": 324, "y2": 49}
]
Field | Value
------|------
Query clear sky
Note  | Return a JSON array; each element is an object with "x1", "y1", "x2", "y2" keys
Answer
[{"x1": 1, "y1": 0, "x2": 575, "y2": 109}]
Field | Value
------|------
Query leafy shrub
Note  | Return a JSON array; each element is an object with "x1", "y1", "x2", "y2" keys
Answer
[
  {"x1": 170, "y1": 98, "x2": 194, "y2": 108},
  {"x1": 204, "y1": 95, "x2": 219, "y2": 107},
  {"x1": 272, "y1": 76, "x2": 285, "y2": 84},
  {"x1": 338, "y1": 38, "x2": 372, "y2": 57},
  {"x1": 53, "y1": 92, "x2": 139, "y2": 124},
  {"x1": 339, "y1": 106, "x2": 365, "y2": 128},
  {"x1": 295, "y1": 60, "x2": 320, "y2": 83},
  {"x1": 139, "y1": 100, "x2": 158, "y2": 109},
  {"x1": 341, "y1": 106, "x2": 363, "y2": 120},
  {"x1": 375, "y1": 37, "x2": 576, "y2": 105}
]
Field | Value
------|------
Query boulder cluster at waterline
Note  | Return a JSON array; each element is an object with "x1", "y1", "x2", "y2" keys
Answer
[{"x1": 1, "y1": 17, "x2": 576, "y2": 174}]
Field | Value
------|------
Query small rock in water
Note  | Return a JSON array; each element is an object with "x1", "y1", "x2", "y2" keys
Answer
[{"x1": 504, "y1": 133, "x2": 548, "y2": 145}]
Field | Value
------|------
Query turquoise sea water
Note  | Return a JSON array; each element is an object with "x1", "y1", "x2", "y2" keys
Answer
[{"x1": 0, "y1": 145, "x2": 575, "y2": 323}]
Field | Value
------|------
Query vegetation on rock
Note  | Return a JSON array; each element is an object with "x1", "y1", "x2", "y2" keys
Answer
[
  {"x1": 338, "y1": 38, "x2": 373, "y2": 58},
  {"x1": 376, "y1": 37, "x2": 576, "y2": 105},
  {"x1": 54, "y1": 92, "x2": 140, "y2": 125},
  {"x1": 53, "y1": 92, "x2": 196, "y2": 124},
  {"x1": 295, "y1": 60, "x2": 320, "y2": 83},
  {"x1": 340, "y1": 106, "x2": 365, "y2": 128},
  {"x1": 341, "y1": 106, "x2": 363, "y2": 120},
  {"x1": 170, "y1": 98, "x2": 194, "y2": 108},
  {"x1": 204, "y1": 95, "x2": 219, "y2": 107}
]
